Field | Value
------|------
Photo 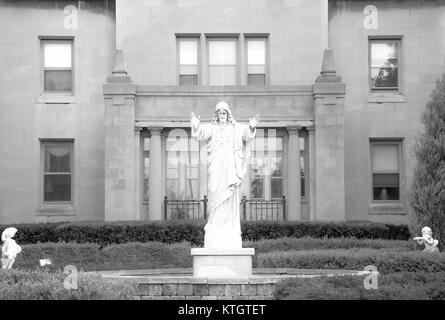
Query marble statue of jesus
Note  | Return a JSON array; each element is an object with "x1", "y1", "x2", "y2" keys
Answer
[{"x1": 191, "y1": 101, "x2": 259, "y2": 249}]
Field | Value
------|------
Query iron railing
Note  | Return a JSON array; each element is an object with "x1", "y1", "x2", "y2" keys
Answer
[
  {"x1": 241, "y1": 196, "x2": 286, "y2": 221},
  {"x1": 163, "y1": 196, "x2": 207, "y2": 220},
  {"x1": 163, "y1": 195, "x2": 286, "y2": 221}
]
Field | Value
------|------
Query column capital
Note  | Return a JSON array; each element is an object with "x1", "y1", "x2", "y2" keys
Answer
[
  {"x1": 307, "y1": 126, "x2": 315, "y2": 134},
  {"x1": 148, "y1": 127, "x2": 163, "y2": 135},
  {"x1": 134, "y1": 127, "x2": 142, "y2": 134},
  {"x1": 286, "y1": 126, "x2": 301, "y2": 135}
]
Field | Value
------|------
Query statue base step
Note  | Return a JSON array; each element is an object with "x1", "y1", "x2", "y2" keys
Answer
[{"x1": 191, "y1": 248, "x2": 255, "y2": 278}]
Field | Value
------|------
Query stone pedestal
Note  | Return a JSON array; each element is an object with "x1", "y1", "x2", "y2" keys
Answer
[{"x1": 191, "y1": 248, "x2": 255, "y2": 278}]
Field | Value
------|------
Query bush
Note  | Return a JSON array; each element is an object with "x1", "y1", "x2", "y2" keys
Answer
[
  {"x1": 2, "y1": 220, "x2": 410, "y2": 246},
  {"x1": 245, "y1": 237, "x2": 415, "y2": 253},
  {"x1": 257, "y1": 249, "x2": 445, "y2": 273},
  {"x1": 0, "y1": 223, "x2": 63, "y2": 244},
  {"x1": 0, "y1": 269, "x2": 136, "y2": 300},
  {"x1": 409, "y1": 73, "x2": 445, "y2": 251},
  {"x1": 273, "y1": 271, "x2": 445, "y2": 300},
  {"x1": 13, "y1": 242, "x2": 192, "y2": 272}
]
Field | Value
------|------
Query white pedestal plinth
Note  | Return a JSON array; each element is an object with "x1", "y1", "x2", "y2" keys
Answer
[{"x1": 191, "y1": 248, "x2": 255, "y2": 278}]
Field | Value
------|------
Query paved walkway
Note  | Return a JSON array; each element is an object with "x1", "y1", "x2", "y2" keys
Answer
[{"x1": 90, "y1": 267, "x2": 369, "y2": 283}]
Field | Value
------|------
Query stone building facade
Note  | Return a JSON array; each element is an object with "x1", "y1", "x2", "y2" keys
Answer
[{"x1": 0, "y1": 0, "x2": 443, "y2": 224}]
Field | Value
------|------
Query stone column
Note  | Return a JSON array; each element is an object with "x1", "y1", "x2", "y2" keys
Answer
[
  {"x1": 134, "y1": 127, "x2": 142, "y2": 220},
  {"x1": 286, "y1": 127, "x2": 301, "y2": 221},
  {"x1": 308, "y1": 127, "x2": 316, "y2": 221},
  {"x1": 148, "y1": 127, "x2": 163, "y2": 220},
  {"x1": 103, "y1": 50, "x2": 137, "y2": 221},
  {"x1": 313, "y1": 48, "x2": 346, "y2": 221}
]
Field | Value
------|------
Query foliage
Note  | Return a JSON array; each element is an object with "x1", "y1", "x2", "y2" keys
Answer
[
  {"x1": 273, "y1": 271, "x2": 445, "y2": 300},
  {"x1": 256, "y1": 249, "x2": 445, "y2": 273},
  {"x1": 0, "y1": 269, "x2": 136, "y2": 300},
  {"x1": 1, "y1": 220, "x2": 410, "y2": 246},
  {"x1": 245, "y1": 236, "x2": 415, "y2": 254},
  {"x1": 14, "y1": 242, "x2": 192, "y2": 272},
  {"x1": 409, "y1": 72, "x2": 445, "y2": 251}
]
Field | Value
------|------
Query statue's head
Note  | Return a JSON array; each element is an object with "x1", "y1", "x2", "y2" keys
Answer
[
  {"x1": 214, "y1": 101, "x2": 233, "y2": 124},
  {"x1": 421, "y1": 226, "x2": 432, "y2": 236},
  {"x1": 1, "y1": 227, "x2": 18, "y2": 242}
]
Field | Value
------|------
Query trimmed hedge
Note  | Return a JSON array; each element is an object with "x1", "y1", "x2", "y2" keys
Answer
[
  {"x1": 273, "y1": 272, "x2": 445, "y2": 300},
  {"x1": 13, "y1": 240, "x2": 433, "y2": 273},
  {"x1": 1, "y1": 220, "x2": 410, "y2": 246},
  {"x1": 245, "y1": 237, "x2": 415, "y2": 253},
  {"x1": 257, "y1": 249, "x2": 445, "y2": 273},
  {"x1": 0, "y1": 269, "x2": 136, "y2": 300},
  {"x1": 14, "y1": 242, "x2": 192, "y2": 272}
]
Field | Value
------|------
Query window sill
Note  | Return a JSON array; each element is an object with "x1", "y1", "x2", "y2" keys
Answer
[
  {"x1": 36, "y1": 205, "x2": 76, "y2": 216},
  {"x1": 369, "y1": 203, "x2": 407, "y2": 215},
  {"x1": 37, "y1": 94, "x2": 75, "y2": 104},
  {"x1": 368, "y1": 92, "x2": 406, "y2": 103}
]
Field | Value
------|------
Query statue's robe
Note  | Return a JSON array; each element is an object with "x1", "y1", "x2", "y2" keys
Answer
[{"x1": 192, "y1": 121, "x2": 255, "y2": 249}]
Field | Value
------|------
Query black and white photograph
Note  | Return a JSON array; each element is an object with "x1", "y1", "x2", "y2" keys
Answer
[{"x1": 0, "y1": 0, "x2": 444, "y2": 312}]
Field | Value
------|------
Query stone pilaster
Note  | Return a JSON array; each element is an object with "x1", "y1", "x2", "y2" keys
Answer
[
  {"x1": 148, "y1": 127, "x2": 163, "y2": 220},
  {"x1": 313, "y1": 48, "x2": 346, "y2": 221},
  {"x1": 307, "y1": 127, "x2": 316, "y2": 221},
  {"x1": 103, "y1": 49, "x2": 137, "y2": 221},
  {"x1": 134, "y1": 127, "x2": 142, "y2": 220},
  {"x1": 286, "y1": 127, "x2": 301, "y2": 221}
]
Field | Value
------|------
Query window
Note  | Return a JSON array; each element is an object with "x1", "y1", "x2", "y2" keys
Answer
[
  {"x1": 246, "y1": 38, "x2": 267, "y2": 85},
  {"x1": 165, "y1": 129, "x2": 199, "y2": 200},
  {"x1": 369, "y1": 38, "x2": 401, "y2": 92},
  {"x1": 249, "y1": 129, "x2": 284, "y2": 200},
  {"x1": 41, "y1": 39, "x2": 73, "y2": 93},
  {"x1": 299, "y1": 135, "x2": 307, "y2": 199},
  {"x1": 208, "y1": 39, "x2": 237, "y2": 85},
  {"x1": 370, "y1": 140, "x2": 403, "y2": 202},
  {"x1": 41, "y1": 141, "x2": 73, "y2": 203},
  {"x1": 143, "y1": 136, "x2": 150, "y2": 203},
  {"x1": 178, "y1": 38, "x2": 199, "y2": 85}
]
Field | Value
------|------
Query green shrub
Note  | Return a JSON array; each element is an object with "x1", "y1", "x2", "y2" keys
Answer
[
  {"x1": 4, "y1": 220, "x2": 410, "y2": 246},
  {"x1": 0, "y1": 269, "x2": 136, "y2": 300},
  {"x1": 15, "y1": 242, "x2": 102, "y2": 271},
  {"x1": 98, "y1": 241, "x2": 192, "y2": 271},
  {"x1": 0, "y1": 223, "x2": 63, "y2": 244},
  {"x1": 245, "y1": 237, "x2": 415, "y2": 253},
  {"x1": 273, "y1": 272, "x2": 445, "y2": 300},
  {"x1": 13, "y1": 241, "x2": 192, "y2": 272},
  {"x1": 409, "y1": 73, "x2": 445, "y2": 252},
  {"x1": 242, "y1": 221, "x2": 410, "y2": 241},
  {"x1": 257, "y1": 249, "x2": 445, "y2": 273}
]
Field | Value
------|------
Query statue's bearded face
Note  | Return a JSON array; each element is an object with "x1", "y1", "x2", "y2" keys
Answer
[{"x1": 216, "y1": 110, "x2": 228, "y2": 123}]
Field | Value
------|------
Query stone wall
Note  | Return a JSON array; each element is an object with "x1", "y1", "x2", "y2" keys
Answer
[
  {"x1": 329, "y1": 0, "x2": 445, "y2": 223},
  {"x1": 135, "y1": 279, "x2": 275, "y2": 300},
  {"x1": 0, "y1": 0, "x2": 115, "y2": 223}
]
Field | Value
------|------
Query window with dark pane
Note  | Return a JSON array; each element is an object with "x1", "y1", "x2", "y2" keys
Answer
[
  {"x1": 371, "y1": 142, "x2": 401, "y2": 201},
  {"x1": 43, "y1": 41, "x2": 73, "y2": 93},
  {"x1": 247, "y1": 38, "x2": 266, "y2": 86},
  {"x1": 42, "y1": 143, "x2": 72, "y2": 202},
  {"x1": 299, "y1": 136, "x2": 306, "y2": 198},
  {"x1": 165, "y1": 129, "x2": 199, "y2": 200},
  {"x1": 249, "y1": 129, "x2": 283, "y2": 200},
  {"x1": 143, "y1": 137, "x2": 150, "y2": 202},
  {"x1": 370, "y1": 39, "x2": 400, "y2": 90},
  {"x1": 179, "y1": 38, "x2": 199, "y2": 85},
  {"x1": 208, "y1": 39, "x2": 237, "y2": 85}
]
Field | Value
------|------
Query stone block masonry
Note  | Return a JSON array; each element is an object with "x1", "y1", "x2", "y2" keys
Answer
[{"x1": 135, "y1": 278, "x2": 276, "y2": 300}]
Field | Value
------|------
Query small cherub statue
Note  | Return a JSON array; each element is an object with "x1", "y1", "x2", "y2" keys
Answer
[
  {"x1": 413, "y1": 226, "x2": 440, "y2": 253},
  {"x1": 1, "y1": 227, "x2": 22, "y2": 269}
]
